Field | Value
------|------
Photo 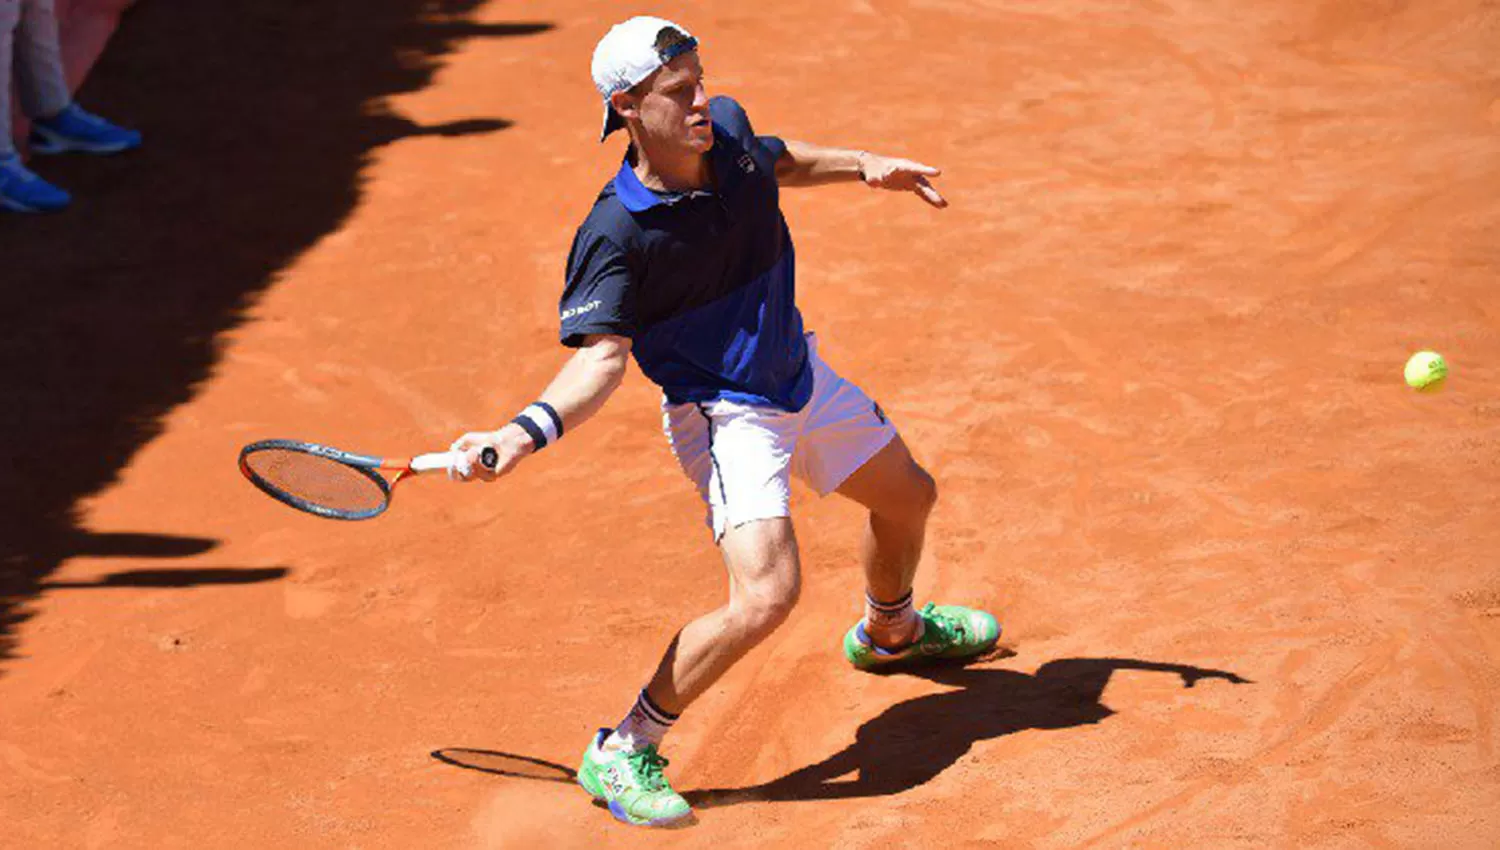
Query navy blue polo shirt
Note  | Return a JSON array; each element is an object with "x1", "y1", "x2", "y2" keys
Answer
[{"x1": 558, "y1": 96, "x2": 813, "y2": 412}]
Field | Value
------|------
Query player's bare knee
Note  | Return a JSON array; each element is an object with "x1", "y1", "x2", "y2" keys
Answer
[
  {"x1": 730, "y1": 576, "x2": 800, "y2": 642},
  {"x1": 913, "y1": 465, "x2": 939, "y2": 516},
  {"x1": 744, "y1": 598, "x2": 796, "y2": 642},
  {"x1": 756, "y1": 576, "x2": 801, "y2": 630},
  {"x1": 881, "y1": 463, "x2": 937, "y2": 525}
]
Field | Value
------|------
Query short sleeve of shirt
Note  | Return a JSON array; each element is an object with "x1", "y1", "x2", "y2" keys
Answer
[
  {"x1": 756, "y1": 134, "x2": 787, "y2": 166},
  {"x1": 710, "y1": 96, "x2": 786, "y2": 174},
  {"x1": 559, "y1": 227, "x2": 635, "y2": 347}
]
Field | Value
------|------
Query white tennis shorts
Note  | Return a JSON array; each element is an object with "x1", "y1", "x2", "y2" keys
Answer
[{"x1": 663, "y1": 334, "x2": 898, "y2": 541}]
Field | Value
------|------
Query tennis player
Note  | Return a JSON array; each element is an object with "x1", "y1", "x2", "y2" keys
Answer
[{"x1": 450, "y1": 15, "x2": 999, "y2": 827}]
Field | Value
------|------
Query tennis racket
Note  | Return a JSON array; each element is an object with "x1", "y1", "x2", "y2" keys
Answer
[{"x1": 238, "y1": 439, "x2": 498, "y2": 521}]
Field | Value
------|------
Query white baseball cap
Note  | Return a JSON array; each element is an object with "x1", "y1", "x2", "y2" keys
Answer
[{"x1": 591, "y1": 16, "x2": 699, "y2": 141}]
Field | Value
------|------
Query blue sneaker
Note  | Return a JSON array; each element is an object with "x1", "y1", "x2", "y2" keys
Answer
[
  {"x1": 0, "y1": 154, "x2": 71, "y2": 213},
  {"x1": 30, "y1": 103, "x2": 142, "y2": 155}
]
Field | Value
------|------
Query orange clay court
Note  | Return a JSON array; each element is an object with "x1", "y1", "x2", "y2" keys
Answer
[{"x1": 2, "y1": 0, "x2": 1498, "y2": 846}]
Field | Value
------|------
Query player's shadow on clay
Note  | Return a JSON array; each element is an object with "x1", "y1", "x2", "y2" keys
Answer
[
  {"x1": 430, "y1": 657, "x2": 1249, "y2": 806},
  {"x1": 688, "y1": 657, "x2": 1250, "y2": 806},
  {"x1": 40, "y1": 567, "x2": 288, "y2": 590}
]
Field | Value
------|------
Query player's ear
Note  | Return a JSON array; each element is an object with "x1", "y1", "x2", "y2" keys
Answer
[{"x1": 610, "y1": 90, "x2": 640, "y2": 122}]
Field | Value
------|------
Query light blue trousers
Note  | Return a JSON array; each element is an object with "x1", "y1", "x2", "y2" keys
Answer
[{"x1": 2, "y1": 0, "x2": 73, "y2": 155}]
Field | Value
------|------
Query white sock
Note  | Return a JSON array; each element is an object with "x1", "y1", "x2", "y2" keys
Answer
[
  {"x1": 864, "y1": 589, "x2": 923, "y2": 649},
  {"x1": 603, "y1": 688, "x2": 678, "y2": 753}
]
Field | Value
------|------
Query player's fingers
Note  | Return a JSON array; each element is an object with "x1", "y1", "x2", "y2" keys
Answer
[
  {"x1": 464, "y1": 448, "x2": 493, "y2": 481},
  {"x1": 448, "y1": 450, "x2": 475, "y2": 482},
  {"x1": 450, "y1": 431, "x2": 490, "y2": 452},
  {"x1": 907, "y1": 161, "x2": 941, "y2": 177},
  {"x1": 447, "y1": 434, "x2": 486, "y2": 480},
  {"x1": 447, "y1": 439, "x2": 466, "y2": 480},
  {"x1": 467, "y1": 445, "x2": 504, "y2": 481},
  {"x1": 914, "y1": 176, "x2": 948, "y2": 208}
]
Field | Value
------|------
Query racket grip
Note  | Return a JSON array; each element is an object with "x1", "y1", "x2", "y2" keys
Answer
[{"x1": 411, "y1": 448, "x2": 499, "y2": 475}]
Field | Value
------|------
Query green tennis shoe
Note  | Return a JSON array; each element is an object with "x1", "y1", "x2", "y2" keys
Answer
[
  {"x1": 843, "y1": 602, "x2": 1001, "y2": 670},
  {"x1": 577, "y1": 729, "x2": 694, "y2": 828}
]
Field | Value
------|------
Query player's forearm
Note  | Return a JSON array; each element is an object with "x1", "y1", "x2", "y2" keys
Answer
[
  {"x1": 538, "y1": 338, "x2": 630, "y2": 432},
  {"x1": 774, "y1": 142, "x2": 948, "y2": 207},
  {"x1": 774, "y1": 140, "x2": 867, "y2": 187},
  {"x1": 493, "y1": 336, "x2": 630, "y2": 455}
]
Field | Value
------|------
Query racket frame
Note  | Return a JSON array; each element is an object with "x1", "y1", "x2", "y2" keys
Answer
[{"x1": 239, "y1": 439, "x2": 414, "y2": 521}]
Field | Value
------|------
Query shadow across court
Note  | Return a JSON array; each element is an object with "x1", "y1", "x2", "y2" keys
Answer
[
  {"x1": 40, "y1": 566, "x2": 289, "y2": 589},
  {"x1": 688, "y1": 657, "x2": 1249, "y2": 806},
  {"x1": 0, "y1": 1, "x2": 553, "y2": 672},
  {"x1": 431, "y1": 748, "x2": 578, "y2": 784},
  {"x1": 431, "y1": 657, "x2": 1250, "y2": 807}
]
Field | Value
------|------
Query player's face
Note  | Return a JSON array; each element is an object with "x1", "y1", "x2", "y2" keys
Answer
[{"x1": 635, "y1": 52, "x2": 712, "y2": 155}]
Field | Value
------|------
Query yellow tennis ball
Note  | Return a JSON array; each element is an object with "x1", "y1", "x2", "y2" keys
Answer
[{"x1": 1404, "y1": 350, "x2": 1447, "y2": 393}]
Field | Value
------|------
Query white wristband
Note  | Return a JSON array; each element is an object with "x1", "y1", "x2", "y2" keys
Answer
[{"x1": 511, "y1": 402, "x2": 564, "y2": 449}]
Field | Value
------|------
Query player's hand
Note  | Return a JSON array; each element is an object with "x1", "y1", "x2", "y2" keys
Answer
[
  {"x1": 857, "y1": 153, "x2": 947, "y2": 208},
  {"x1": 448, "y1": 424, "x2": 535, "y2": 482},
  {"x1": 1178, "y1": 669, "x2": 1252, "y2": 688}
]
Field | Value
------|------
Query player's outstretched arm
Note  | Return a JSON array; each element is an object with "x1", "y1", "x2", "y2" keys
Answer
[
  {"x1": 449, "y1": 334, "x2": 632, "y2": 482},
  {"x1": 773, "y1": 140, "x2": 947, "y2": 208}
]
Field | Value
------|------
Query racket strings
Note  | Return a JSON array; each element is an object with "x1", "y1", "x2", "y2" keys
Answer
[{"x1": 242, "y1": 448, "x2": 388, "y2": 515}]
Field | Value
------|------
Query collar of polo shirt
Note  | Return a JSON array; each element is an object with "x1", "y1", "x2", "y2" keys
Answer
[
  {"x1": 613, "y1": 117, "x2": 753, "y2": 213},
  {"x1": 612, "y1": 158, "x2": 717, "y2": 212}
]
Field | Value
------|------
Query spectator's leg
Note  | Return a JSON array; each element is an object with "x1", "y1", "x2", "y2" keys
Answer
[
  {"x1": 20, "y1": 0, "x2": 140, "y2": 157},
  {"x1": 13, "y1": 0, "x2": 71, "y2": 121},
  {"x1": 1, "y1": 0, "x2": 22, "y2": 156},
  {"x1": 0, "y1": 0, "x2": 72, "y2": 212}
]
